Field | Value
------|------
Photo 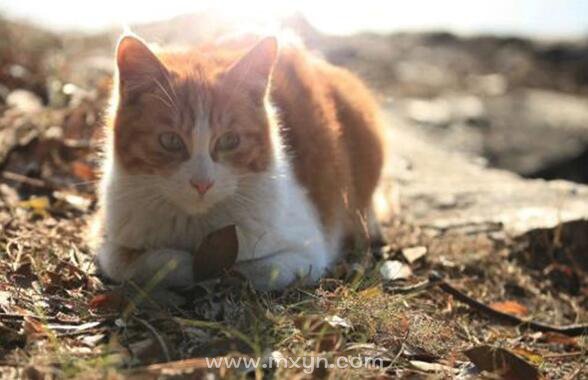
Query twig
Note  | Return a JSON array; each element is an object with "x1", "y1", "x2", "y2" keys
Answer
[
  {"x1": 0, "y1": 313, "x2": 61, "y2": 323},
  {"x1": 385, "y1": 279, "x2": 433, "y2": 294},
  {"x1": 133, "y1": 316, "x2": 172, "y2": 362},
  {"x1": 543, "y1": 351, "x2": 585, "y2": 359},
  {"x1": 428, "y1": 273, "x2": 588, "y2": 337},
  {"x1": 1, "y1": 171, "x2": 49, "y2": 188},
  {"x1": 566, "y1": 363, "x2": 586, "y2": 380},
  {"x1": 420, "y1": 221, "x2": 503, "y2": 235}
]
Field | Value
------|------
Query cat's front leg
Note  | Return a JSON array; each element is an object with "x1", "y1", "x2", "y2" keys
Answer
[
  {"x1": 96, "y1": 242, "x2": 194, "y2": 289},
  {"x1": 233, "y1": 248, "x2": 329, "y2": 291}
]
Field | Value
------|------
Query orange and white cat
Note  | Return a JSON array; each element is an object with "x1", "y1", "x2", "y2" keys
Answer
[{"x1": 94, "y1": 33, "x2": 384, "y2": 290}]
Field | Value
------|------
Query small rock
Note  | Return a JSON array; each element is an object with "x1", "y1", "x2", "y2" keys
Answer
[
  {"x1": 406, "y1": 98, "x2": 451, "y2": 126},
  {"x1": 380, "y1": 260, "x2": 412, "y2": 281},
  {"x1": 6, "y1": 89, "x2": 43, "y2": 113},
  {"x1": 402, "y1": 246, "x2": 428, "y2": 263}
]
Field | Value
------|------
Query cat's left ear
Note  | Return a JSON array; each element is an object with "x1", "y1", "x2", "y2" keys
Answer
[
  {"x1": 224, "y1": 37, "x2": 278, "y2": 100},
  {"x1": 116, "y1": 34, "x2": 168, "y2": 97}
]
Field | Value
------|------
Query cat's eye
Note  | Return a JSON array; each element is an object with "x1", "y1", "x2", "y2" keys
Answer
[
  {"x1": 216, "y1": 132, "x2": 240, "y2": 152},
  {"x1": 159, "y1": 132, "x2": 185, "y2": 152}
]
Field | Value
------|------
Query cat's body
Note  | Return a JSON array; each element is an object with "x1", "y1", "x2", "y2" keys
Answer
[{"x1": 94, "y1": 34, "x2": 384, "y2": 290}]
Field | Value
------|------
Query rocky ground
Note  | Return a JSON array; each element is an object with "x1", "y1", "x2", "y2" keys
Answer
[{"x1": 0, "y1": 13, "x2": 587, "y2": 379}]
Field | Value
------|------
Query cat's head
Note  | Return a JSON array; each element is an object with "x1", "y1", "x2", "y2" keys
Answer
[{"x1": 111, "y1": 34, "x2": 277, "y2": 214}]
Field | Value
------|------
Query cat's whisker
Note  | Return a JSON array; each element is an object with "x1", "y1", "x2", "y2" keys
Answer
[
  {"x1": 152, "y1": 76, "x2": 179, "y2": 114},
  {"x1": 151, "y1": 93, "x2": 174, "y2": 111}
]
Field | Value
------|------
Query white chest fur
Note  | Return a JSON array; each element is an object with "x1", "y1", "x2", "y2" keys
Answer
[{"x1": 100, "y1": 158, "x2": 333, "y2": 265}]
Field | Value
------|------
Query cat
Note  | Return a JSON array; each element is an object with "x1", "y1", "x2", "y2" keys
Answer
[{"x1": 92, "y1": 33, "x2": 384, "y2": 291}]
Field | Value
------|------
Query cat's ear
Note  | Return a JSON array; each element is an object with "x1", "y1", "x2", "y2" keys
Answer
[
  {"x1": 116, "y1": 34, "x2": 168, "y2": 96},
  {"x1": 224, "y1": 37, "x2": 278, "y2": 100}
]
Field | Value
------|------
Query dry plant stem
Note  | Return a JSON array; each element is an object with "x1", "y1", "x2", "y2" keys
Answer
[
  {"x1": 133, "y1": 316, "x2": 172, "y2": 362},
  {"x1": 429, "y1": 274, "x2": 588, "y2": 337},
  {"x1": 2, "y1": 171, "x2": 51, "y2": 188},
  {"x1": 0, "y1": 313, "x2": 62, "y2": 323}
]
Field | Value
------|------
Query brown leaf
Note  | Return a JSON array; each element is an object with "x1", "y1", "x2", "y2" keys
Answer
[
  {"x1": 89, "y1": 290, "x2": 128, "y2": 312},
  {"x1": 23, "y1": 316, "x2": 47, "y2": 340},
  {"x1": 489, "y1": 300, "x2": 529, "y2": 317},
  {"x1": 464, "y1": 345, "x2": 540, "y2": 380},
  {"x1": 10, "y1": 261, "x2": 38, "y2": 288},
  {"x1": 71, "y1": 160, "x2": 96, "y2": 181},
  {"x1": 511, "y1": 347, "x2": 544, "y2": 366},
  {"x1": 540, "y1": 332, "x2": 579, "y2": 347},
  {"x1": 193, "y1": 225, "x2": 239, "y2": 282}
]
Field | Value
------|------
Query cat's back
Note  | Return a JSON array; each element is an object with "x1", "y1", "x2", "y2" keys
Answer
[
  {"x1": 203, "y1": 37, "x2": 384, "y2": 235},
  {"x1": 271, "y1": 43, "x2": 384, "y2": 235}
]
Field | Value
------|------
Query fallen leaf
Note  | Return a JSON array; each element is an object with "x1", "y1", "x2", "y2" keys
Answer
[
  {"x1": 511, "y1": 347, "x2": 544, "y2": 366},
  {"x1": 193, "y1": 225, "x2": 239, "y2": 282},
  {"x1": 489, "y1": 301, "x2": 529, "y2": 317},
  {"x1": 409, "y1": 360, "x2": 458, "y2": 374},
  {"x1": 402, "y1": 246, "x2": 427, "y2": 263},
  {"x1": 71, "y1": 161, "x2": 96, "y2": 181},
  {"x1": 78, "y1": 333, "x2": 106, "y2": 347},
  {"x1": 23, "y1": 316, "x2": 47, "y2": 340},
  {"x1": 89, "y1": 291, "x2": 128, "y2": 312},
  {"x1": 53, "y1": 191, "x2": 93, "y2": 212},
  {"x1": 379, "y1": 260, "x2": 412, "y2": 281},
  {"x1": 18, "y1": 196, "x2": 50, "y2": 217},
  {"x1": 539, "y1": 332, "x2": 578, "y2": 347},
  {"x1": 10, "y1": 261, "x2": 38, "y2": 288},
  {"x1": 324, "y1": 315, "x2": 352, "y2": 329},
  {"x1": 464, "y1": 345, "x2": 539, "y2": 380}
]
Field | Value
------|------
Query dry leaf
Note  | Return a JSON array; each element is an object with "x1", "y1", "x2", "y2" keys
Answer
[
  {"x1": 324, "y1": 315, "x2": 352, "y2": 329},
  {"x1": 18, "y1": 196, "x2": 50, "y2": 217},
  {"x1": 53, "y1": 191, "x2": 93, "y2": 212},
  {"x1": 489, "y1": 300, "x2": 529, "y2": 317},
  {"x1": 540, "y1": 332, "x2": 578, "y2": 347},
  {"x1": 402, "y1": 246, "x2": 427, "y2": 263},
  {"x1": 511, "y1": 347, "x2": 544, "y2": 366},
  {"x1": 23, "y1": 316, "x2": 47, "y2": 340},
  {"x1": 464, "y1": 345, "x2": 539, "y2": 380},
  {"x1": 89, "y1": 290, "x2": 128, "y2": 312},
  {"x1": 193, "y1": 225, "x2": 239, "y2": 282},
  {"x1": 379, "y1": 260, "x2": 412, "y2": 281},
  {"x1": 71, "y1": 161, "x2": 96, "y2": 181},
  {"x1": 409, "y1": 360, "x2": 458, "y2": 374}
]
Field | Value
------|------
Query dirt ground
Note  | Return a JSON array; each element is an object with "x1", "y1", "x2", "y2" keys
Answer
[{"x1": 0, "y1": 15, "x2": 587, "y2": 379}]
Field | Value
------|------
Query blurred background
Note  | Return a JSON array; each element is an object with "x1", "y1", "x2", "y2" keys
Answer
[{"x1": 0, "y1": 0, "x2": 587, "y2": 197}]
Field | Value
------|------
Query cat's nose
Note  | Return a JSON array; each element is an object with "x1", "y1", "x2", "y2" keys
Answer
[{"x1": 190, "y1": 179, "x2": 214, "y2": 195}]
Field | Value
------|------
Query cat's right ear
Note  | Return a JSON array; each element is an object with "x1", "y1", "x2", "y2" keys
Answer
[{"x1": 116, "y1": 35, "x2": 168, "y2": 97}]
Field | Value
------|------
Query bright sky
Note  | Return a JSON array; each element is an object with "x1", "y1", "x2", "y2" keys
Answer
[{"x1": 1, "y1": 0, "x2": 587, "y2": 37}]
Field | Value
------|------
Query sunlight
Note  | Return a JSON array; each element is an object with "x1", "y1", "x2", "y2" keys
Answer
[{"x1": 1, "y1": 0, "x2": 587, "y2": 37}]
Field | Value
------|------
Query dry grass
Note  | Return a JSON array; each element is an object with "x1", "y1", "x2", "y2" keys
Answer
[{"x1": 0, "y1": 195, "x2": 586, "y2": 378}]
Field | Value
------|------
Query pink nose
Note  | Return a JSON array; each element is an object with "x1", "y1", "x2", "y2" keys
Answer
[{"x1": 190, "y1": 180, "x2": 214, "y2": 195}]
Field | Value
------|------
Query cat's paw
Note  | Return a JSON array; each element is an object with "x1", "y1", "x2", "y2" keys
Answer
[
  {"x1": 234, "y1": 254, "x2": 325, "y2": 291},
  {"x1": 131, "y1": 248, "x2": 195, "y2": 289}
]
